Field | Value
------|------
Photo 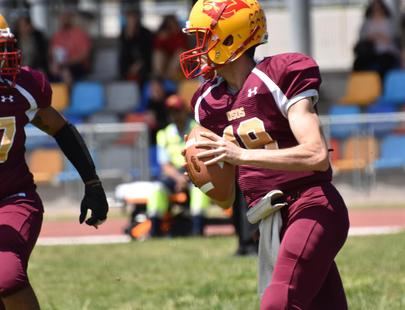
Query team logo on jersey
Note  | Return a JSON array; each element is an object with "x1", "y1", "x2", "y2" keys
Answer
[
  {"x1": 202, "y1": 0, "x2": 249, "y2": 20},
  {"x1": 227, "y1": 107, "x2": 245, "y2": 121},
  {"x1": 247, "y1": 86, "x2": 258, "y2": 97},
  {"x1": 0, "y1": 95, "x2": 14, "y2": 103}
]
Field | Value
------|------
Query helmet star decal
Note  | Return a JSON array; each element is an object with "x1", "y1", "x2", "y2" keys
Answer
[{"x1": 202, "y1": 0, "x2": 250, "y2": 20}]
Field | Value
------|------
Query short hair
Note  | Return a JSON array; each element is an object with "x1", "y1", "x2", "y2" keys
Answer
[{"x1": 246, "y1": 46, "x2": 257, "y2": 60}]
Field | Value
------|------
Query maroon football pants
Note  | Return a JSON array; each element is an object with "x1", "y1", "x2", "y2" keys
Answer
[
  {"x1": 0, "y1": 192, "x2": 43, "y2": 297},
  {"x1": 261, "y1": 183, "x2": 349, "y2": 310}
]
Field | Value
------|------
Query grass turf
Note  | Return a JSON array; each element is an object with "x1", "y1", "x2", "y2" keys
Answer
[{"x1": 30, "y1": 233, "x2": 405, "y2": 309}]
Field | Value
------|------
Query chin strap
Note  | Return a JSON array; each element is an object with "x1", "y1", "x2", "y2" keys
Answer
[{"x1": 201, "y1": 63, "x2": 217, "y2": 80}]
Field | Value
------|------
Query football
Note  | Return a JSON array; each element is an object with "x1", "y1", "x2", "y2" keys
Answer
[{"x1": 185, "y1": 125, "x2": 235, "y2": 202}]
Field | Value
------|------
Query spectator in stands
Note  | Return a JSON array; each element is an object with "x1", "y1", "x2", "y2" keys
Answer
[
  {"x1": 147, "y1": 77, "x2": 172, "y2": 125},
  {"x1": 49, "y1": 10, "x2": 92, "y2": 85},
  {"x1": 141, "y1": 76, "x2": 176, "y2": 144},
  {"x1": 353, "y1": 0, "x2": 400, "y2": 78},
  {"x1": 146, "y1": 95, "x2": 210, "y2": 237},
  {"x1": 13, "y1": 14, "x2": 48, "y2": 74},
  {"x1": 118, "y1": 9, "x2": 153, "y2": 87},
  {"x1": 153, "y1": 14, "x2": 188, "y2": 81}
]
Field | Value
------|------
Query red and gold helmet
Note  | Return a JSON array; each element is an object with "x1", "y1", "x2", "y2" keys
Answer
[
  {"x1": 0, "y1": 15, "x2": 21, "y2": 84},
  {"x1": 180, "y1": 0, "x2": 267, "y2": 79}
]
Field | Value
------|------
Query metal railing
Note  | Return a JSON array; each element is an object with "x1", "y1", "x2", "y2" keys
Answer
[
  {"x1": 321, "y1": 112, "x2": 405, "y2": 193},
  {"x1": 25, "y1": 122, "x2": 150, "y2": 188},
  {"x1": 25, "y1": 111, "x2": 405, "y2": 203}
]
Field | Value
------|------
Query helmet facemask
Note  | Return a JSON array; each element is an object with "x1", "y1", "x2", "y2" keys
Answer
[
  {"x1": 180, "y1": 0, "x2": 268, "y2": 80},
  {"x1": 0, "y1": 30, "x2": 22, "y2": 86},
  {"x1": 0, "y1": 39, "x2": 22, "y2": 73},
  {"x1": 0, "y1": 15, "x2": 22, "y2": 86},
  {"x1": 180, "y1": 27, "x2": 220, "y2": 80}
]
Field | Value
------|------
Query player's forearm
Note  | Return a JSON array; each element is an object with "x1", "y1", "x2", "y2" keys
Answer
[
  {"x1": 240, "y1": 142, "x2": 329, "y2": 172},
  {"x1": 53, "y1": 123, "x2": 99, "y2": 183}
]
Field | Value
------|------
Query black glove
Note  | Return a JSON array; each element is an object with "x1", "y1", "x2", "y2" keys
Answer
[{"x1": 80, "y1": 181, "x2": 109, "y2": 227}]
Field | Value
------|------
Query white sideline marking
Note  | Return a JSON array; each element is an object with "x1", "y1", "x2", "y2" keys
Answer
[
  {"x1": 37, "y1": 235, "x2": 131, "y2": 246},
  {"x1": 36, "y1": 226, "x2": 405, "y2": 246},
  {"x1": 348, "y1": 226, "x2": 404, "y2": 236}
]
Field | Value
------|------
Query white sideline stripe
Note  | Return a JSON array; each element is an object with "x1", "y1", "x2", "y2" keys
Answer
[
  {"x1": 349, "y1": 226, "x2": 404, "y2": 236},
  {"x1": 37, "y1": 235, "x2": 131, "y2": 246},
  {"x1": 36, "y1": 226, "x2": 404, "y2": 246}
]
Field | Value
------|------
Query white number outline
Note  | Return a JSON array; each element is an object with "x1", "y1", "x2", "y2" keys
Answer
[{"x1": 223, "y1": 117, "x2": 278, "y2": 150}]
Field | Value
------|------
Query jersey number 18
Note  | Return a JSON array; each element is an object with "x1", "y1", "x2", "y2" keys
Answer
[{"x1": 223, "y1": 117, "x2": 278, "y2": 150}]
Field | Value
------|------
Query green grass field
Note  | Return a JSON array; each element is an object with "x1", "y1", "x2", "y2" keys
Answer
[{"x1": 30, "y1": 233, "x2": 405, "y2": 310}]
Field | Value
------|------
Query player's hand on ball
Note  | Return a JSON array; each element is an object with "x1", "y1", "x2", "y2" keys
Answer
[
  {"x1": 196, "y1": 131, "x2": 245, "y2": 166},
  {"x1": 80, "y1": 181, "x2": 109, "y2": 228},
  {"x1": 184, "y1": 125, "x2": 235, "y2": 202}
]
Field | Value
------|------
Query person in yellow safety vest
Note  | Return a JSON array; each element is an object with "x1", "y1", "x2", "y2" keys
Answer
[{"x1": 147, "y1": 94, "x2": 210, "y2": 236}]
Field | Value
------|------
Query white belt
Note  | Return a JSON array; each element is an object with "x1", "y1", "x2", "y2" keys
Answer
[
  {"x1": 246, "y1": 190, "x2": 288, "y2": 298},
  {"x1": 246, "y1": 190, "x2": 287, "y2": 224}
]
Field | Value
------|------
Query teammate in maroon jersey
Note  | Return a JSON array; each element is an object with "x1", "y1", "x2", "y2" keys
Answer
[
  {"x1": 180, "y1": 1, "x2": 349, "y2": 309},
  {"x1": 0, "y1": 15, "x2": 108, "y2": 310}
]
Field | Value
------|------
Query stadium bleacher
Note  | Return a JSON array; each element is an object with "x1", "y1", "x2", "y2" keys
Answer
[
  {"x1": 33, "y1": 66, "x2": 405, "y2": 190},
  {"x1": 373, "y1": 134, "x2": 405, "y2": 170},
  {"x1": 339, "y1": 71, "x2": 381, "y2": 106},
  {"x1": 65, "y1": 81, "x2": 105, "y2": 117}
]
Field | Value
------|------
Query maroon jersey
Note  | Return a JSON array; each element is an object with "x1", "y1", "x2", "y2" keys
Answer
[
  {"x1": 191, "y1": 53, "x2": 332, "y2": 208},
  {"x1": 0, "y1": 67, "x2": 52, "y2": 199}
]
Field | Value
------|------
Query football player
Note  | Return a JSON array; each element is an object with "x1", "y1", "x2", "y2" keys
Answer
[
  {"x1": 0, "y1": 15, "x2": 108, "y2": 310},
  {"x1": 180, "y1": 1, "x2": 349, "y2": 309}
]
